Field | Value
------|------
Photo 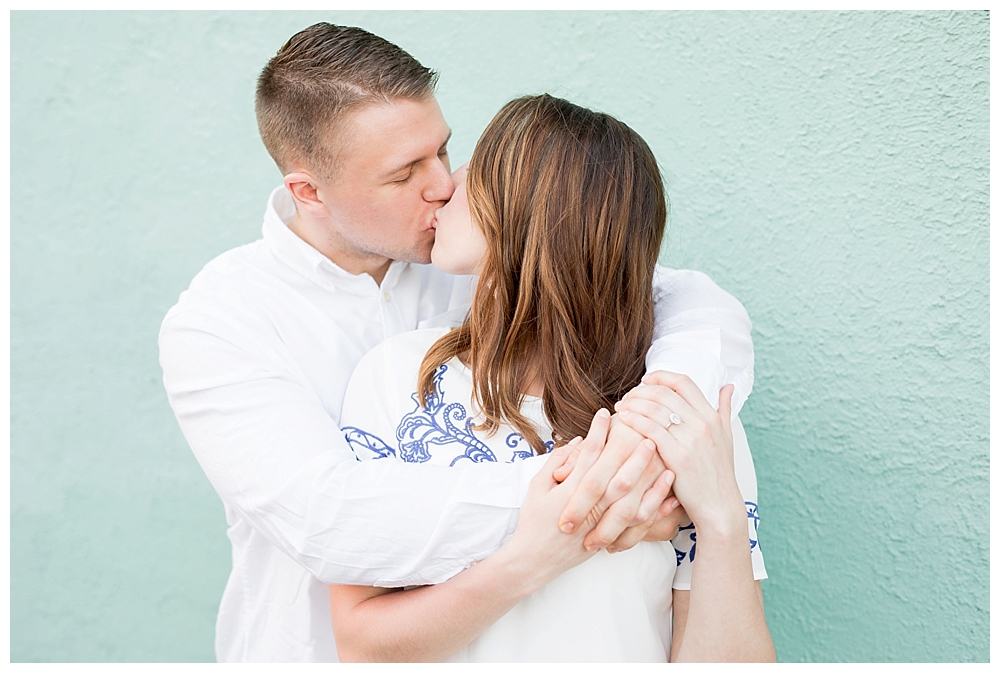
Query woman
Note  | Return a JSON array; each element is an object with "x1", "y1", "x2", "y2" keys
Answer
[{"x1": 331, "y1": 94, "x2": 773, "y2": 662}]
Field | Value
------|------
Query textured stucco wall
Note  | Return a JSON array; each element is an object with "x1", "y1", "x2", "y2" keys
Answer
[{"x1": 10, "y1": 11, "x2": 989, "y2": 662}]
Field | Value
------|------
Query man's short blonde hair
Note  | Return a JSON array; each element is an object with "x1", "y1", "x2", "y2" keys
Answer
[{"x1": 255, "y1": 23, "x2": 438, "y2": 179}]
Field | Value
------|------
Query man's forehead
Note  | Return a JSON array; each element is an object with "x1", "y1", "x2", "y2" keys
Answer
[{"x1": 343, "y1": 98, "x2": 450, "y2": 160}]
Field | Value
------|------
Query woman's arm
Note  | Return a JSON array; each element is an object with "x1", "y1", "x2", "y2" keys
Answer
[
  {"x1": 617, "y1": 373, "x2": 775, "y2": 662},
  {"x1": 670, "y1": 581, "x2": 768, "y2": 662},
  {"x1": 328, "y1": 556, "x2": 545, "y2": 663},
  {"x1": 329, "y1": 410, "x2": 662, "y2": 662}
]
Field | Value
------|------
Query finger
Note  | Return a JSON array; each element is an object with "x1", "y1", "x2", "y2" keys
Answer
[
  {"x1": 605, "y1": 517, "x2": 652, "y2": 553},
  {"x1": 616, "y1": 408, "x2": 682, "y2": 466},
  {"x1": 642, "y1": 499, "x2": 684, "y2": 543},
  {"x1": 633, "y1": 468, "x2": 675, "y2": 526},
  {"x1": 718, "y1": 384, "x2": 735, "y2": 440},
  {"x1": 535, "y1": 443, "x2": 572, "y2": 482},
  {"x1": 616, "y1": 393, "x2": 713, "y2": 457},
  {"x1": 551, "y1": 437, "x2": 583, "y2": 482},
  {"x1": 584, "y1": 482, "x2": 645, "y2": 551},
  {"x1": 563, "y1": 409, "x2": 611, "y2": 486},
  {"x1": 556, "y1": 410, "x2": 612, "y2": 533},
  {"x1": 617, "y1": 385, "x2": 696, "y2": 428},
  {"x1": 614, "y1": 396, "x2": 689, "y2": 437},
  {"x1": 658, "y1": 495, "x2": 681, "y2": 520},
  {"x1": 582, "y1": 442, "x2": 657, "y2": 549},
  {"x1": 558, "y1": 421, "x2": 644, "y2": 534},
  {"x1": 596, "y1": 457, "x2": 669, "y2": 552},
  {"x1": 640, "y1": 371, "x2": 717, "y2": 416},
  {"x1": 595, "y1": 439, "x2": 654, "y2": 507}
]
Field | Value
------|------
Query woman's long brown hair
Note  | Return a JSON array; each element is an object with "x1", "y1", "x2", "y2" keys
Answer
[{"x1": 418, "y1": 94, "x2": 667, "y2": 453}]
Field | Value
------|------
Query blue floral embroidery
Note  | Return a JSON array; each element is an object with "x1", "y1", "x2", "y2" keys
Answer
[
  {"x1": 675, "y1": 522, "x2": 697, "y2": 566},
  {"x1": 449, "y1": 442, "x2": 499, "y2": 467},
  {"x1": 343, "y1": 427, "x2": 395, "y2": 460},
  {"x1": 746, "y1": 501, "x2": 760, "y2": 551},
  {"x1": 674, "y1": 546, "x2": 686, "y2": 566},
  {"x1": 395, "y1": 365, "x2": 498, "y2": 465},
  {"x1": 504, "y1": 432, "x2": 555, "y2": 461},
  {"x1": 675, "y1": 502, "x2": 761, "y2": 567}
]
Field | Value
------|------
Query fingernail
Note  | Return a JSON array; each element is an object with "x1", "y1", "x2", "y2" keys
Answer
[
  {"x1": 597, "y1": 408, "x2": 611, "y2": 419},
  {"x1": 607, "y1": 546, "x2": 619, "y2": 554},
  {"x1": 586, "y1": 545, "x2": 603, "y2": 553},
  {"x1": 560, "y1": 522, "x2": 575, "y2": 533},
  {"x1": 642, "y1": 439, "x2": 655, "y2": 450},
  {"x1": 568, "y1": 436, "x2": 582, "y2": 447},
  {"x1": 619, "y1": 409, "x2": 631, "y2": 419},
  {"x1": 613, "y1": 401, "x2": 621, "y2": 411}
]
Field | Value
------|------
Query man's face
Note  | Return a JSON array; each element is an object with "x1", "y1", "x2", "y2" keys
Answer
[{"x1": 316, "y1": 96, "x2": 453, "y2": 266}]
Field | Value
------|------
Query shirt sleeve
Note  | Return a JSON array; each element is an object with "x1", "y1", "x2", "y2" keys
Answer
[
  {"x1": 645, "y1": 266, "x2": 754, "y2": 416},
  {"x1": 159, "y1": 305, "x2": 544, "y2": 588},
  {"x1": 671, "y1": 416, "x2": 767, "y2": 590}
]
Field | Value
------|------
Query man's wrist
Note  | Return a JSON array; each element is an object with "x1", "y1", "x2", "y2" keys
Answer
[{"x1": 487, "y1": 540, "x2": 552, "y2": 597}]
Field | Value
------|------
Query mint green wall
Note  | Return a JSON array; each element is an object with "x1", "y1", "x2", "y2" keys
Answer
[{"x1": 11, "y1": 11, "x2": 988, "y2": 662}]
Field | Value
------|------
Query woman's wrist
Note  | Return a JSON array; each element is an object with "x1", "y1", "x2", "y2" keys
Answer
[{"x1": 688, "y1": 489, "x2": 747, "y2": 543}]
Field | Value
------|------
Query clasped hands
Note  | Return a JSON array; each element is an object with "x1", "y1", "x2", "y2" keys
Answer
[{"x1": 545, "y1": 371, "x2": 737, "y2": 553}]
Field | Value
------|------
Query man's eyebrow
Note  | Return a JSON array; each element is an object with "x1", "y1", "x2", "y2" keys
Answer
[
  {"x1": 383, "y1": 157, "x2": 421, "y2": 179},
  {"x1": 382, "y1": 131, "x2": 453, "y2": 179}
]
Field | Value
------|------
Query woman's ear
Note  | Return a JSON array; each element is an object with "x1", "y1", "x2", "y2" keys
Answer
[{"x1": 284, "y1": 172, "x2": 329, "y2": 219}]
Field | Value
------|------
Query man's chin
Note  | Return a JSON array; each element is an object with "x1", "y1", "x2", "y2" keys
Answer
[{"x1": 391, "y1": 247, "x2": 433, "y2": 266}]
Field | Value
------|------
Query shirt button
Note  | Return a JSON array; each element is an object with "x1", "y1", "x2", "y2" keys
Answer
[{"x1": 383, "y1": 292, "x2": 392, "y2": 303}]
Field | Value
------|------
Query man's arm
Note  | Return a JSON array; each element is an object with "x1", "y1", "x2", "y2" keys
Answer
[
  {"x1": 160, "y1": 306, "x2": 544, "y2": 587},
  {"x1": 645, "y1": 266, "x2": 754, "y2": 414}
]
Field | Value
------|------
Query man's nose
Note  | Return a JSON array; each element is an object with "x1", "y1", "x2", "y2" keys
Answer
[{"x1": 424, "y1": 158, "x2": 455, "y2": 203}]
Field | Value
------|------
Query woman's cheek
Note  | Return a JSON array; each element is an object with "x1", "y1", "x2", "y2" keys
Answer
[{"x1": 430, "y1": 227, "x2": 460, "y2": 273}]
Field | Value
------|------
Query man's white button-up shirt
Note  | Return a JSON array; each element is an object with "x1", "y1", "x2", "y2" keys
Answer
[{"x1": 159, "y1": 186, "x2": 757, "y2": 662}]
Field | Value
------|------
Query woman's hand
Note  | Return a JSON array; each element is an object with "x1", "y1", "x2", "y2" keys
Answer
[
  {"x1": 614, "y1": 373, "x2": 745, "y2": 536},
  {"x1": 616, "y1": 371, "x2": 775, "y2": 662}
]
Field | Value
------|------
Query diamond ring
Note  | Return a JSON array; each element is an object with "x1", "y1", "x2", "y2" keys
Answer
[{"x1": 669, "y1": 413, "x2": 682, "y2": 425}]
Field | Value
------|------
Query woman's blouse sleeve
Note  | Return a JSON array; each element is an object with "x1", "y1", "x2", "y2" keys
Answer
[{"x1": 340, "y1": 330, "x2": 431, "y2": 462}]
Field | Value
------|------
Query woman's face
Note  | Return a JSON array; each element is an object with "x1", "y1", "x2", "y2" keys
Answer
[{"x1": 431, "y1": 164, "x2": 487, "y2": 276}]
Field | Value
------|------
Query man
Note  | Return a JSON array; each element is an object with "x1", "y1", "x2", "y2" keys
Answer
[{"x1": 159, "y1": 23, "x2": 760, "y2": 662}]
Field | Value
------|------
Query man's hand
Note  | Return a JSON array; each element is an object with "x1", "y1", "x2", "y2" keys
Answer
[
  {"x1": 554, "y1": 413, "x2": 674, "y2": 551},
  {"x1": 642, "y1": 502, "x2": 687, "y2": 543}
]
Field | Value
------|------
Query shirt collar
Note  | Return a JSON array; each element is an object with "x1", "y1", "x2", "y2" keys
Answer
[{"x1": 261, "y1": 185, "x2": 408, "y2": 295}]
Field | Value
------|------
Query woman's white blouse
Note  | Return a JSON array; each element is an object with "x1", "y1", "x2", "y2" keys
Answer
[{"x1": 341, "y1": 327, "x2": 766, "y2": 662}]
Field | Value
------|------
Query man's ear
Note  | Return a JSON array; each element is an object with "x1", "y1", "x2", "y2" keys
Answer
[{"x1": 284, "y1": 172, "x2": 329, "y2": 219}]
